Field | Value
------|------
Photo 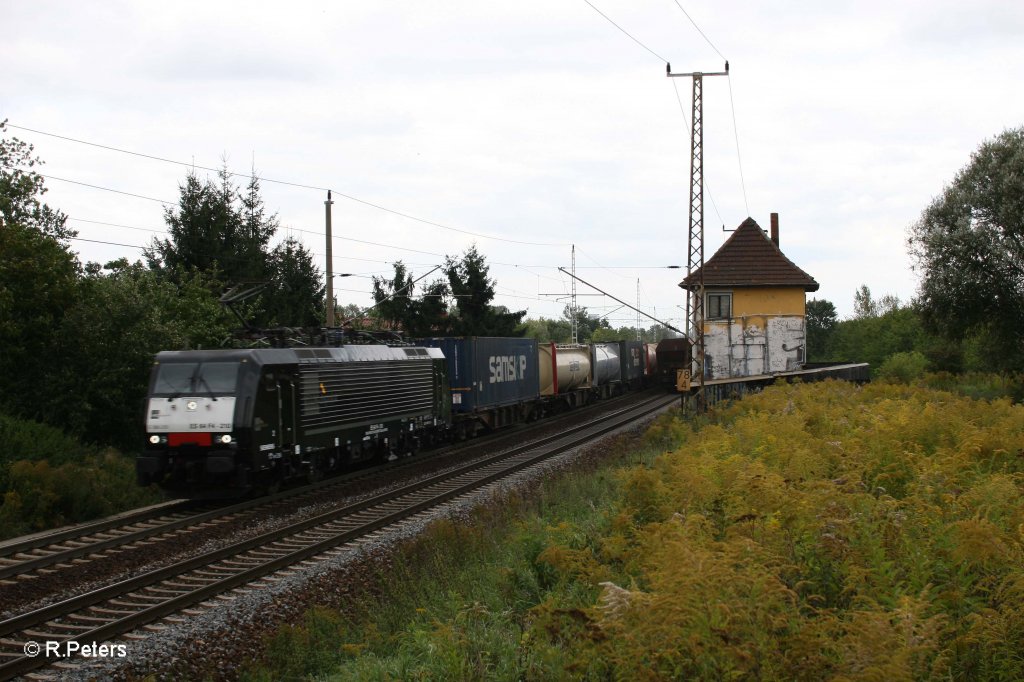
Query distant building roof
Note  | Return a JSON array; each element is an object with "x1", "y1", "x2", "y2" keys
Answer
[{"x1": 678, "y1": 217, "x2": 819, "y2": 292}]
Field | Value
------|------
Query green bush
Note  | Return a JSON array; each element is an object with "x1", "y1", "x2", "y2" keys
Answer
[
  {"x1": 878, "y1": 350, "x2": 929, "y2": 383},
  {"x1": 0, "y1": 411, "x2": 92, "y2": 466},
  {"x1": 0, "y1": 411, "x2": 161, "y2": 539}
]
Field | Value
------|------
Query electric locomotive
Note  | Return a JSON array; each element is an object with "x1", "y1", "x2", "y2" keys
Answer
[{"x1": 138, "y1": 344, "x2": 450, "y2": 495}]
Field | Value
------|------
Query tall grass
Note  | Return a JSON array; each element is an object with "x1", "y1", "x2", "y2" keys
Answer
[{"x1": 245, "y1": 379, "x2": 1024, "y2": 681}]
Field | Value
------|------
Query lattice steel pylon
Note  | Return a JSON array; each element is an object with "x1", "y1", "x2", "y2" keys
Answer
[{"x1": 667, "y1": 61, "x2": 728, "y2": 410}]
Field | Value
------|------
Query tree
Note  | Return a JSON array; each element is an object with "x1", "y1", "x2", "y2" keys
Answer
[
  {"x1": 0, "y1": 120, "x2": 72, "y2": 241},
  {"x1": 370, "y1": 263, "x2": 451, "y2": 337},
  {"x1": 146, "y1": 165, "x2": 276, "y2": 286},
  {"x1": 0, "y1": 123, "x2": 81, "y2": 422},
  {"x1": 851, "y1": 285, "x2": 898, "y2": 319},
  {"x1": 0, "y1": 222, "x2": 80, "y2": 422},
  {"x1": 826, "y1": 304, "x2": 924, "y2": 370},
  {"x1": 55, "y1": 261, "x2": 232, "y2": 449},
  {"x1": 261, "y1": 237, "x2": 324, "y2": 327},
  {"x1": 561, "y1": 305, "x2": 609, "y2": 343},
  {"x1": 909, "y1": 127, "x2": 1024, "y2": 369},
  {"x1": 805, "y1": 298, "x2": 838, "y2": 361},
  {"x1": 409, "y1": 278, "x2": 450, "y2": 337},
  {"x1": 445, "y1": 245, "x2": 525, "y2": 336},
  {"x1": 371, "y1": 261, "x2": 416, "y2": 331}
]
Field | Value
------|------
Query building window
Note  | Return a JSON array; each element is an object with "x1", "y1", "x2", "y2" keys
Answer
[{"x1": 706, "y1": 292, "x2": 731, "y2": 319}]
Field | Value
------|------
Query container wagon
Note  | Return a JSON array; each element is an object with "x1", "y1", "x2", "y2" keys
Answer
[{"x1": 418, "y1": 337, "x2": 541, "y2": 436}]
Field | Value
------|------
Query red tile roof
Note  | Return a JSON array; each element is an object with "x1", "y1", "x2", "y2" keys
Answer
[{"x1": 678, "y1": 217, "x2": 819, "y2": 292}]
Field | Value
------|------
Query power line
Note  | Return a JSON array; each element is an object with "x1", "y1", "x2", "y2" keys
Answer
[
  {"x1": 70, "y1": 236, "x2": 145, "y2": 249},
  {"x1": 70, "y1": 217, "x2": 163, "y2": 233},
  {"x1": 728, "y1": 77, "x2": 750, "y2": 216},
  {"x1": 9, "y1": 122, "x2": 567, "y2": 247},
  {"x1": 667, "y1": 2, "x2": 750, "y2": 216},
  {"x1": 582, "y1": 0, "x2": 667, "y2": 63},
  {"x1": 41, "y1": 174, "x2": 174, "y2": 204},
  {"x1": 670, "y1": 0, "x2": 726, "y2": 61}
]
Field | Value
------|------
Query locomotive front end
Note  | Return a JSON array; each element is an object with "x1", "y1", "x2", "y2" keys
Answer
[{"x1": 138, "y1": 355, "x2": 247, "y2": 493}]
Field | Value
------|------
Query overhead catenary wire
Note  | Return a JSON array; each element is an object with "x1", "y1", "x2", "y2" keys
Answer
[
  {"x1": 67, "y1": 215, "x2": 676, "y2": 279},
  {"x1": 8, "y1": 122, "x2": 567, "y2": 247},
  {"x1": 582, "y1": 0, "x2": 667, "y2": 63},
  {"x1": 668, "y1": 0, "x2": 750, "y2": 216},
  {"x1": 670, "y1": 0, "x2": 726, "y2": 60},
  {"x1": 727, "y1": 77, "x2": 750, "y2": 216},
  {"x1": 13, "y1": 116, "x2": 686, "y2": 314}
]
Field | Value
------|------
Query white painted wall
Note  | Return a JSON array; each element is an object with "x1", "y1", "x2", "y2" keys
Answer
[{"x1": 701, "y1": 316, "x2": 806, "y2": 379}]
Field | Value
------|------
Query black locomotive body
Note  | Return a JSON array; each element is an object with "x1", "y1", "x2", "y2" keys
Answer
[{"x1": 138, "y1": 345, "x2": 450, "y2": 495}]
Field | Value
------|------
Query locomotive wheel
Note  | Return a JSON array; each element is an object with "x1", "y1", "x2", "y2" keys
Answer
[{"x1": 307, "y1": 454, "x2": 324, "y2": 483}]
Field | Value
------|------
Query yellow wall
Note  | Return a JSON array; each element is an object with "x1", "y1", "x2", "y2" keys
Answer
[
  {"x1": 731, "y1": 287, "x2": 805, "y2": 317},
  {"x1": 700, "y1": 287, "x2": 806, "y2": 335}
]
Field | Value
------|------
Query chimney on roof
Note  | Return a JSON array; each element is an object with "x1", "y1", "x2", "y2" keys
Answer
[{"x1": 770, "y1": 212, "x2": 779, "y2": 247}]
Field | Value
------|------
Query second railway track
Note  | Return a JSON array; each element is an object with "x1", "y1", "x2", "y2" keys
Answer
[
  {"x1": 0, "y1": 389, "x2": 662, "y2": 593},
  {"x1": 0, "y1": 392, "x2": 676, "y2": 681}
]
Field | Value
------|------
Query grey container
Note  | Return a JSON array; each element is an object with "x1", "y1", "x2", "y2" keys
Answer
[
  {"x1": 591, "y1": 343, "x2": 622, "y2": 386},
  {"x1": 618, "y1": 340, "x2": 644, "y2": 384},
  {"x1": 418, "y1": 337, "x2": 540, "y2": 413}
]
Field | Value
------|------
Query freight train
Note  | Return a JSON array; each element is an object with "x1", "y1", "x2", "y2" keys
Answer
[{"x1": 138, "y1": 336, "x2": 684, "y2": 497}]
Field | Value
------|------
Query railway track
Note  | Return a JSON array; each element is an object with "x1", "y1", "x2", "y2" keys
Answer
[
  {"x1": 0, "y1": 389, "x2": 661, "y2": 594},
  {"x1": 0, "y1": 392, "x2": 676, "y2": 680}
]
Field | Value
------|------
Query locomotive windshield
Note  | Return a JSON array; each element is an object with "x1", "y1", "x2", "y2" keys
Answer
[{"x1": 152, "y1": 362, "x2": 240, "y2": 396}]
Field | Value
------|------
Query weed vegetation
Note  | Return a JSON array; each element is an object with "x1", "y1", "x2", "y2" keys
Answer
[
  {"x1": 245, "y1": 379, "x2": 1024, "y2": 681},
  {"x1": 0, "y1": 412, "x2": 160, "y2": 539}
]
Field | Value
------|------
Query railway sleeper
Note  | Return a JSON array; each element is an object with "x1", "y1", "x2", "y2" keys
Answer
[
  {"x1": 43, "y1": 622, "x2": 93, "y2": 632},
  {"x1": 108, "y1": 599, "x2": 159, "y2": 609},
  {"x1": 138, "y1": 587, "x2": 183, "y2": 597},
  {"x1": 88, "y1": 607, "x2": 134, "y2": 616},
  {"x1": 65, "y1": 614, "x2": 117, "y2": 624},
  {"x1": 21, "y1": 630, "x2": 66, "y2": 640}
]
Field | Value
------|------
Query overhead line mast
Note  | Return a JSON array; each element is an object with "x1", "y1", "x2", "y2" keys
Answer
[{"x1": 667, "y1": 60, "x2": 729, "y2": 411}]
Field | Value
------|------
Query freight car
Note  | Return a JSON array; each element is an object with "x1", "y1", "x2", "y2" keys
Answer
[
  {"x1": 654, "y1": 337, "x2": 694, "y2": 386},
  {"x1": 417, "y1": 337, "x2": 541, "y2": 437},
  {"x1": 138, "y1": 345, "x2": 449, "y2": 494},
  {"x1": 139, "y1": 336, "x2": 662, "y2": 498}
]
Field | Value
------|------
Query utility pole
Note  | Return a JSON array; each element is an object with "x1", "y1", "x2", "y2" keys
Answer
[
  {"x1": 324, "y1": 190, "x2": 335, "y2": 327},
  {"x1": 636, "y1": 279, "x2": 641, "y2": 341},
  {"x1": 571, "y1": 244, "x2": 578, "y2": 344},
  {"x1": 667, "y1": 60, "x2": 728, "y2": 410}
]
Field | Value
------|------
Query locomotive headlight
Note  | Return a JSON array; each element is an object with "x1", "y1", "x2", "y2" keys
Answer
[
  {"x1": 220, "y1": 434, "x2": 233, "y2": 444},
  {"x1": 149, "y1": 435, "x2": 160, "y2": 444}
]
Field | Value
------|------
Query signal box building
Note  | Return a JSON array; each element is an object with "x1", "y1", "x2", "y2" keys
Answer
[{"x1": 679, "y1": 214, "x2": 819, "y2": 380}]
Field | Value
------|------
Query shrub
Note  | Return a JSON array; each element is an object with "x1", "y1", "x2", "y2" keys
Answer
[
  {"x1": 878, "y1": 350, "x2": 929, "y2": 383},
  {"x1": 0, "y1": 411, "x2": 160, "y2": 539}
]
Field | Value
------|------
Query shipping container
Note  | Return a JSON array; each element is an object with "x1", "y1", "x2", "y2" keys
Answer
[
  {"x1": 539, "y1": 343, "x2": 592, "y2": 395},
  {"x1": 619, "y1": 340, "x2": 644, "y2": 384},
  {"x1": 643, "y1": 342, "x2": 658, "y2": 377},
  {"x1": 419, "y1": 337, "x2": 540, "y2": 413},
  {"x1": 591, "y1": 343, "x2": 622, "y2": 387}
]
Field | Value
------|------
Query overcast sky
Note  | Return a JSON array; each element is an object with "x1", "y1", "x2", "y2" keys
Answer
[{"x1": 4, "y1": 0, "x2": 1023, "y2": 324}]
